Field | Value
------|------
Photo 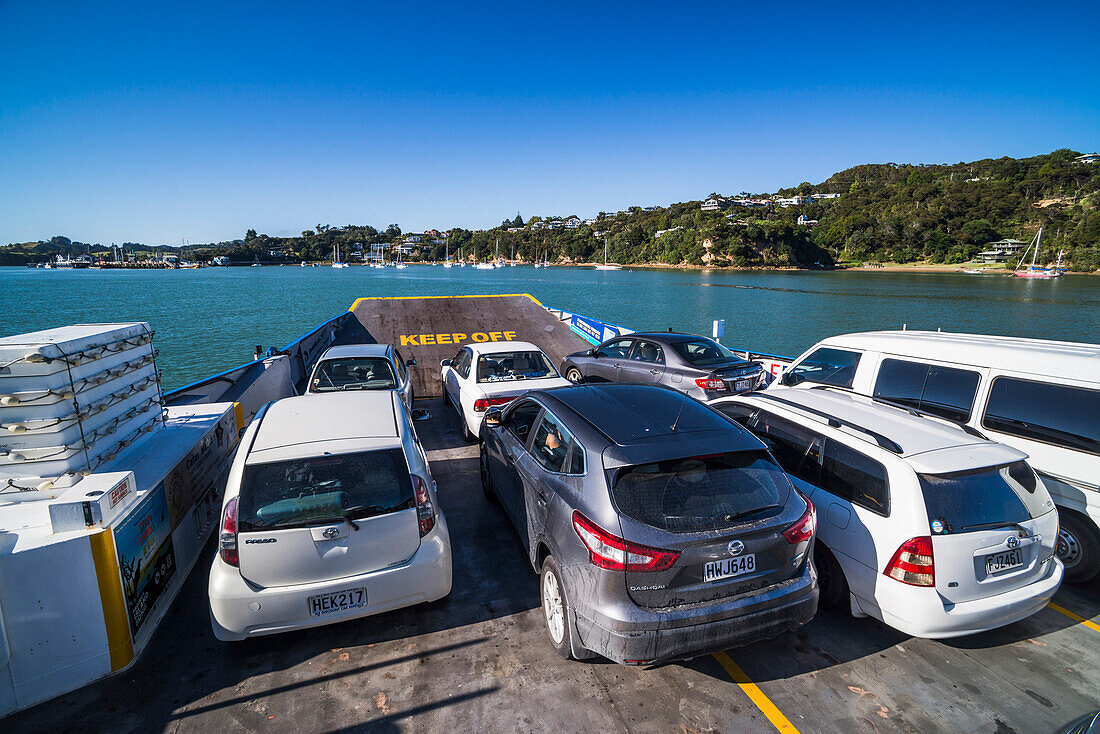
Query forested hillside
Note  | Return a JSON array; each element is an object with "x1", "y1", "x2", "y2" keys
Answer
[{"x1": 5, "y1": 150, "x2": 1098, "y2": 270}]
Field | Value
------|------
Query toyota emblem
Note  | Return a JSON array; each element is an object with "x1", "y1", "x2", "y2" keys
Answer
[
  {"x1": 728, "y1": 540, "x2": 745, "y2": 556},
  {"x1": 1007, "y1": 536, "x2": 1019, "y2": 549},
  {"x1": 323, "y1": 527, "x2": 340, "y2": 539}
]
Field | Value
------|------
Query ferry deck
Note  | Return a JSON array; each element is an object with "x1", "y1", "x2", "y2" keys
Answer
[{"x1": 3, "y1": 295, "x2": 1099, "y2": 733}]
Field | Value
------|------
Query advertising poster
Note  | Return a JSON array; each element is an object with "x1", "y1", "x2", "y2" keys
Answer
[
  {"x1": 163, "y1": 409, "x2": 237, "y2": 530},
  {"x1": 113, "y1": 484, "x2": 176, "y2": 635}
]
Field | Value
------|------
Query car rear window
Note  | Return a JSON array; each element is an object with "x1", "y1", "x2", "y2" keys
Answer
[
  {"x1": 611, "y1": 451, "x2": 791, "y2": 533},
  {"x1": 918, "y1": 461, "x2": 1050, "y2": 535},
  {"x1": 238, "y1": 449, "x2": 414, "y2": 530},
  {"x1": 672, "y1": 339, "x2": 744, "y2": 367},
  {"x1": 476, "y1": 350, "x2": 558, "y2": 383},
  {"x1": 311, "y1": 357, "x2": 396, "y2": 392}
]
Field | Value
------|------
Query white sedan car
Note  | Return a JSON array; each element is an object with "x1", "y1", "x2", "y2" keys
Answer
[
  {"x1": 441, "y1": 341, "x2": 571, "y2": 440},
  {"x1": 208, "y1": 390, "x2": 451, "y2": 641}
]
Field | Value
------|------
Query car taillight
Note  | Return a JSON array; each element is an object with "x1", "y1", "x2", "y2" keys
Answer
[
  {"x1": 782, "y1": 498, "x2": 816, "y2": 544},
  {"x1": 572, "y1": 511, "x2": 680, "y2": 572},
  {"x1": 695, "y1": 376, "x2": 726, "y2": 391},
  {"x1": 473, "y1": 396, "x2": 514, "y2": 412},
  {"x1": 219, "y1": 497, "x2": 239, "y2": 567},
  {"x1": 884, "y1": 536, "x2": 935, "y2": 587},
  {"x1": 412, "y1": 475, "x2": 435, "y2": 537}
]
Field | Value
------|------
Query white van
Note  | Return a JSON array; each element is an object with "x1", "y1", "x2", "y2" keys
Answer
[
  {"x1": 208, "y1": 391, "x2": 452, "y2": 640},
  {"x1": 711, "y1": 389, "x2": 1063, "y2": 638},
  {"x1": 771, "y1": 331, "x2": 1100, "y2": 583}
]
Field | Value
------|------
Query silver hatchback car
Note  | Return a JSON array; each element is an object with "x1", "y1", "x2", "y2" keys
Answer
[
  {"x1": 306, "y1": 344, "x2": 416, "y2": 410},
  {"x1": 479, "y1": 384, "x2": 818, "y2": 665}
]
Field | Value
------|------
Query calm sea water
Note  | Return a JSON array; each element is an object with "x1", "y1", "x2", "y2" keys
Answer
[{"x1": 2, "y1": 265, "x2": 1097, "y2": 390}]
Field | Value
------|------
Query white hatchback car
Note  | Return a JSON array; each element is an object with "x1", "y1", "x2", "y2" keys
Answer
[
  {"x1": 208, "y1": 391, "x2": 451, "y2": 641},
  {"x1": 710, "y1": 388, "x2": 1063, "y2": 639},
  {"x1": 441, "y1": 341, "x2": 571, "y2": 440},
  {"x1": 306, "y1": 343, "x2": 417, "y2": 411}
]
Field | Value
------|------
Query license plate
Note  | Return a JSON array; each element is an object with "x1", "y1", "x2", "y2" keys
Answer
[
  {"x1": 704, "y1": 554, "x2": 756, "y2": 583},
  {"x1": 985, "y1": 549, "x2": 1024, "y2": 575},
  {"x1": 735, "y1": 379, "x2": 750, "y2": 391},
  {"x1": 308, "y1": 588, "x2": 367, "y2": 617}
]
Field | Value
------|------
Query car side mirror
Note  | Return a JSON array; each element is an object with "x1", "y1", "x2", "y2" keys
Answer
[
  {"x1": 779, "y1": 371, "x2": 800, "y2": 386},
  {"x1": 440, "y1": 358, "x2": 452, "y2": 367},
  {"x1": 406, "y1": 359, "x2": 417, "y2": 367},
  {"x1": 591, "y1": 349, "x2": 602, "y2": 358},
  {"x1": 485, "y1": 406, "x2": 503, "y2": 427}
]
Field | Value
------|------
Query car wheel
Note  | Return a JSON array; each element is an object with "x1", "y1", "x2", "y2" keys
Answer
[
  {"x1": 479, "y1": 444, "x2": 498, "y2": 505},
  {"x1": 566, "y1": 367, "x2": 583, "y2": 384},
  {"x1": 540, "y1": 556, "x2": 580, "y2": 660},
  {"x1": 1058, "y1": 512, "x2": 1100, "y2": 584},
  {"x1": 457, "y1": 404, "x2": 476, "y2": 443},
  {"x1": 814, "y1": 543, "x2": 849, "y2": 609}
]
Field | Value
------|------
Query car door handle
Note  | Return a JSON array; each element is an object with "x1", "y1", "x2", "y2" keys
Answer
[
  {"x1": 537, "y1": 492, "x2": 549, "y2": 508},
  {"x1": 649, "y1": 369, "x2": 660, "y2": 375}
]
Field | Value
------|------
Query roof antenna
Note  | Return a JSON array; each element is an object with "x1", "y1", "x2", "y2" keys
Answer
[{"x1": 671, "y1": 392, "x2": 688, "y2": 432}]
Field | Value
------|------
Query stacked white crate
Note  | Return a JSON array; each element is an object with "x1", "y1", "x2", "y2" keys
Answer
[{"x1": 0, "y1": 323, "x2": 165, "y2": 494}]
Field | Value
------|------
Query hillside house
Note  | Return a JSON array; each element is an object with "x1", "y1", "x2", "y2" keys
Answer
[{"x1": 977, "y1": 239, "x2": 1027, "y2": 264}]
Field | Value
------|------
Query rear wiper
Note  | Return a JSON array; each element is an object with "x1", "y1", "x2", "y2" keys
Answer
[
  {"x1": 723, "y1": 504, "x2": 782, "y2": 524},
  {"x1": 959, "y1": 520, "x2": 1030, "y2": 535}
]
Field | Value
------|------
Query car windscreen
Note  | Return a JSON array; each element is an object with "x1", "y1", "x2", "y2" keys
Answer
[
  {"x1": 476, "y1": 350, "x2": 558, "y2": 383},
  {"x1": 238, "y1": 449, "x2": 414, "y2": 530},
  {"x1": 611, "y1": 451, "x2": 791, "y2": 533},
  {"x1": 671, "y1": 339, "x2": 744, "y2": 367},
  {"x1": 311, "y1": 357, "x2": 397, "y2": 392},
  {"x1": 918, "y1": 461, "x2": 1050, "y2": 536}
]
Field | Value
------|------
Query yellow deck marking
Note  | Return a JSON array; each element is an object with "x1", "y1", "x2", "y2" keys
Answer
[
  {"x1": 349, "y1": 293, "x2": 542, "y2": 311},
  {"x1": 714, "y1": 651, "x2": 800, "y2": 733},
  {"x1": 1048, "y1": 602, "x2": 1100, "y2": 633}
]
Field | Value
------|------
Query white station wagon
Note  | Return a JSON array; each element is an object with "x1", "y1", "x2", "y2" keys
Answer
[
  {"x1": 208, "y1": 391, "x2": 451, "y2": 641},
  {"x1": 711, "y1": 388, "x2": 1063, "y2": 638}
]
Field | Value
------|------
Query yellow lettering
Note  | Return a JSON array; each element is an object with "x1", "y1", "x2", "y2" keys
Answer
[
  {"x1": 422, "y1": 334, "x2": 436, "y2": 345},
  {"x1": 472, "y1": 332, "x2": 489, "y2": 343},
  {"x1": 489, "y1": 331, "x2": 503, "y2": 341},
  {"x1": 504, "y1": 331, "x2": 517, "y2": 340},
  {"x1": 436, "y1": 333, "x2": 451, "y2": 345},
  {"x1": 452, "y1": 333, "x2": 467, "y2": 344},
  {"x1": 400, "y1": 334, "x2": 419, "y2": 346}
]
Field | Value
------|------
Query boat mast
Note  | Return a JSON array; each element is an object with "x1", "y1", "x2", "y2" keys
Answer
[{"x1": 1031, "y1": 227, "x2": 1042, "y2": 270}]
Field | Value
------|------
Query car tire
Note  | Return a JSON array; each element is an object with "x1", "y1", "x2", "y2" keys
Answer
[
  {"x1": 1058, "y1": 511, "x2": 1100, "y2": 584},
  {"x1": 540, "y1": 556, "x2": 581, "y2": 660},
  {"x1": 479, "y1": 444, "x2": 498, "y2": 505},
  {"x1": 565, "y1": 367, "x2": 583, "y2": 384},
  {"x1": 814, "y1": 543, "x2": 850, "y2": 609},
  {"x1": 456, "y1": 402, "x2": 476, "y2": 443}
]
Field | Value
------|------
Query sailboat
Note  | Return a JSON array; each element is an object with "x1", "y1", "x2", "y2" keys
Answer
[
  {"x1": 594, "y1": 238, "x2": 622, "y2": 270},
  {"x1": 394, "y1": 246, "x2": 408, "y2": 269},
  {"x1": 443, "y1": 238, "x2": 453, "y2": 268},
  {"x1": 1013, "y1": 228, "x2": 1062, "y2": 278},
  {"x1": 331, "y1": 244, "x2": 349, "y2": 268}
]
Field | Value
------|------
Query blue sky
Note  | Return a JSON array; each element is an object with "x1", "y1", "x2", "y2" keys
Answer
[{"x1": 2, "y1": 1, "x2": 1098, "y2": 245}]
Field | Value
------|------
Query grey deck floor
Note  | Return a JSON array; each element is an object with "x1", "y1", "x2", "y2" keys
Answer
[{"x1": 8, "y1": 398, "x2": 1099, "y2": 733}]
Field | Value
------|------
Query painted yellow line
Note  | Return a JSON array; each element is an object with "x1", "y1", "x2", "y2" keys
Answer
[
  {"x1": 713, "y1": 651, "x2": 799, "y2": 733},
  {"x1": 1048, "y1": 602, "x2": 1100, "y2": 633},
  {"x1": 348, "y1": 293, "x2": 542, "y2": 312},
  {"x1": 89, "y1": 530, "x2": 134, "y2": 671}
]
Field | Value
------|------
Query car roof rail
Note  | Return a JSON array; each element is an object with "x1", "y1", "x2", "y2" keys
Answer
[
  {"x1": 750, "y1": 392, "x2": 904, "y2": 454},
  {"x1": 807, "y1": 384, "x2": 991, "y2": 442}
]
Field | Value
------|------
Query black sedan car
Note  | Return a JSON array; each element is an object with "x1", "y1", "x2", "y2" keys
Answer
[
  {"x1": 559, "y1": 332, "x2": 766, "y2": 400},
  {"x1": 479, "y1": 383, "x2": 819, "y2": 665}
]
